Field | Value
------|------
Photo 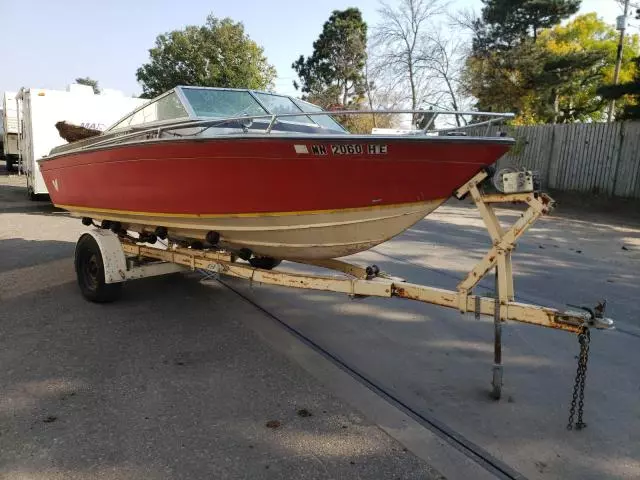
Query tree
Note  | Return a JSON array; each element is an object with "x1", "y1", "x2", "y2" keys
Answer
[
  {"x1": 599, "y1": 56, "x2": 640, "y2": 120},
  {"x1": 462, "y1": 5, "x2": 638, "y2": 124},
  {"x1": 527, "y1": 13, "x2": 639, "y2": 123},
  {"x1": 528, "y1": 51, "x2": 609, "y2": 123},
  {"x1": 292, "y1": 8, "x2": 368, "y2": 108},
  {"x1": 75, "y1": 77, "x2": 100, "y2": 94},
  {"x1": 356, "y1": 44, "x2": 404, "y2": 129},
  {"x1": 330, "y1": 100, "x2": 395, "y2": 133},
  {"x1": 462, "y1": 40, "x2": 540, "y2": 116},
  {"x1": 474, "y1": 0, "x2": 581, "y2": 51},
  {"x1": 373, "y1": 0, "x2": 445, "y2": 117},
  {"x1": 464, "y1": 0, "x2": 581, "y2": 117},
  {"x1": 363, "y1": 51, "x2": 377, "y2": 126},
  {"x1": 136, "y1": 14, "x2": 276, "y2": 98},
  {"x1": 419, "y1": 30, "x2": 470, "y2": 125},
  {"x1": 334, "y1": 48, "x2": 399, "y2": 133}
]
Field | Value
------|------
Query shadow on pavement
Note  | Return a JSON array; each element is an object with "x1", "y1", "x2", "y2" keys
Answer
[
  {"x1": 0, "y1": 275, "x2": 436, "y2": 480},
  {"x1": 0, "y1": 238, "x2": 77, "y2": 273}
]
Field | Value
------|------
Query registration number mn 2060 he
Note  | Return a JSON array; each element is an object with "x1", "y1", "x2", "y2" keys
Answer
[{"x1": 309, "y1": 144, "x2": 388, "y2": 156}]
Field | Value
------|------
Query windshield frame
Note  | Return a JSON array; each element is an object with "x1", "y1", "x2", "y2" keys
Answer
[
  {"x1": 292, "y1": 98, "x2": 348, "y2": 133},
  {"x1": 180, "y1": 86, "x2": 269, "y2": 121},
  {"x1": 248, "y1": 91, "x2": 320, "y2": 128},
  {"x1": 105, "y1": 86, "x2": 348, "y2": 134},
  {"x1": 105, "y1": 89, "x2": 192, "y2": 133}
]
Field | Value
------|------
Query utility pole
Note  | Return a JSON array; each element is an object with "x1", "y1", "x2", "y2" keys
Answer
[{"x1": 608, "y1": 0, "x2": 630, "y2": 122}]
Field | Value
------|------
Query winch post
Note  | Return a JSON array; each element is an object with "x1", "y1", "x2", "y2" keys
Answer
[
  {"x1": 454, "y1": 170, "x2": 551, "y2": 314},
  {"x1": 491, "y1": 267, "x2": 503, "y2": 400}
]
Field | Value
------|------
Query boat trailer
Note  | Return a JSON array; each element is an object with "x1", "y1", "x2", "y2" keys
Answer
[{"x1": 73, "y1": 170, "x2": 614, "y2": 430}]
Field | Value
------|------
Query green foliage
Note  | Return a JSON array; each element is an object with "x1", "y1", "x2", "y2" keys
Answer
[
  {"x1": 466, "y1": 0, "x2": 582, "y2": 120},
  {"x1": 599, "y1": 56, "x2": 640, "y2": 120},
  {"x1": 136, "y1": 15, "x2": 277, "y2": 99},
  {"x1": 474, "y1": 0, "x2": 580, "y2": 51},
  {"x1": 462, "y1": 42, "x2": 539, "y2": 115},
  {"x1": 75, "y1": 77, "x2": 100, "y2": 94},
  {"x1": 527, "y1": 14, "x2": 639, "y2": 122},
  {"x1": 292, "y1": 8, "x2": 368, "y2": 107},
  {"x1": 465, "y1": 11, "x2": 639, "y2": 124}
]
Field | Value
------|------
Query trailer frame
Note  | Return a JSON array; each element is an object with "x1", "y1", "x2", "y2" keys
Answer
[
  {"x1": 73, "y1": 171, "x2": 614, "y2": 409},
  {"x1": 75, "y1": 170, "x2": 613, "y2": 333}
]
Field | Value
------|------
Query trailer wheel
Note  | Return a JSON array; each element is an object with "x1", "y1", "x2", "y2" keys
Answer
[
  {"x1": 248, "y1": 256, "x2": 282, "y2": 270},
  {"x1": 75, "y1": 234, "x2": 122, "y2": 303}
]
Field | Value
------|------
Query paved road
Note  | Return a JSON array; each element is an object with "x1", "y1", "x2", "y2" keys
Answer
[
  {"x1": 227, "y1": 197, "x2": 640, "y2": 480},
  {"x1": 2, "y1": 162, "x2": 639, "y2": 479},
  {"x1": 0, "y1": 167, "x2": 442, "y2": 479}
]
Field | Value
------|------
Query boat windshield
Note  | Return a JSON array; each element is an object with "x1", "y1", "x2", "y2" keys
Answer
[
  {"x1": 292, "y1": 99, "x2": 347, "y2": 132},
  {"x1": 109, "y1": 92, "x2": 189, "y2": 131},
  {"x1": 252, "y1": 92, "x2": 314, "y2": 125},
  {"x1": 181, "y1": 88, "x2": 268, "y2": 119},
  {"x1": 106, "y1": 87, "x2": 348, "y2": 133},
  {"x1": 181, "y1": 87, "x2": 346, "y2": 132}
]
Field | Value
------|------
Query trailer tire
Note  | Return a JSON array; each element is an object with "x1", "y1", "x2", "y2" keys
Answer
[{"x1": 75, "y1": 234, "x2": 122, "y2": 303}]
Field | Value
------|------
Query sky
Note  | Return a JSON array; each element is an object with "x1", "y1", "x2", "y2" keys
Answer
[{"x1": 0, "y1": 0, "x2": 627, "y2": 98}]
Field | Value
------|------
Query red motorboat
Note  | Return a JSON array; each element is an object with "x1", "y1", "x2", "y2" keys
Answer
[{"x1": 38, "y1": 86, "x2": 514, "y2": 262}]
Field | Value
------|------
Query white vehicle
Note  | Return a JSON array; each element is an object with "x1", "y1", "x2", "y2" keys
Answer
[
  {"x1": 18, "y1": 84, "x2": 146, "y2": 198},
  {"x1": 2, "y1": 91, "x2": 20, "y2": 171}
]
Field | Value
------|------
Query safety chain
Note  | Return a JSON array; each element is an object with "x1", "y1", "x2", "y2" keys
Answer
[{"x1": 567, "y1": 327, "x2": 591, "y2": 430}]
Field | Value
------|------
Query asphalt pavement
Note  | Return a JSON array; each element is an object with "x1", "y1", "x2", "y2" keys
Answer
[
  {"x1": 2, "y1": 161, "x2": 639, "y2": 479},
  {"x1": 0, "y1": 165, "x2": 443, "y2": 479},
  {"x1": 227, "y1": 193, "x2": 640, "y2": 479}
]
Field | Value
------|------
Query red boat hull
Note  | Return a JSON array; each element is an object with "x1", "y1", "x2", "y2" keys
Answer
[
  {"x1": 40, "y1": 136, "x2": 511, "y2": 215},
  {"x1": 39, "y1": 136, "x2": 511, "y2": 259}
]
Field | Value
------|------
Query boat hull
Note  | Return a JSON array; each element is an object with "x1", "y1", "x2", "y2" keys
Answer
[
  {"x1": 39, "y1": 135, "x2": 512, "y2": 259},
  {"x1": 59, "y1": 200, "x2": 444, "y2": 259}
]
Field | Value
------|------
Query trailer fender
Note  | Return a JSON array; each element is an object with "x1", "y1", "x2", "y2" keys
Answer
[{"x1": 75, "y1": 229, "x2": 127, "y2": 284}]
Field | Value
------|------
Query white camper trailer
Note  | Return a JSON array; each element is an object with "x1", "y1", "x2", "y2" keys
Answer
[
  {"x1": 18, "y1": 84, "x2": 146, "y2": 198},
  {"x1": 2, "y1": 91, "x2": 20, "y2": 171}
]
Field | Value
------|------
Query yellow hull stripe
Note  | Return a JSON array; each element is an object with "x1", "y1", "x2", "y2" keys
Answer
[{"x1": 54, "y1": 199, "x2": 444, "y2": 219}]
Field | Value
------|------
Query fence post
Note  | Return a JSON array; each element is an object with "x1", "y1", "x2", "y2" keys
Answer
[
  {"x1": 610, "y1": 121, "x2": 626, "y2": 197},
  {"x1": 545, "y1": 125, "x2": 557, "y2": 189}
]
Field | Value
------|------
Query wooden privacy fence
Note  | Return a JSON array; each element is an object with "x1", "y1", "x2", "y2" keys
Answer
[{"x1": 472, "y1": 122, "x2": 640, "y2": 199}]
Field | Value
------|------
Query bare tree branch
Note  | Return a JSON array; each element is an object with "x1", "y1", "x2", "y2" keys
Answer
[
  {"x1": 447, "y1": 7, "x2": 479, "y2": 33},
  {"x1": 372, "y1": 0, "x2": 448, "y2": 122}
]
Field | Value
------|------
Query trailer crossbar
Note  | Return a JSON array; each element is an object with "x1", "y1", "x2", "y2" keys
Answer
[{"x1": 120, "y1": 245, "x2": 606, "y2": 335}]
